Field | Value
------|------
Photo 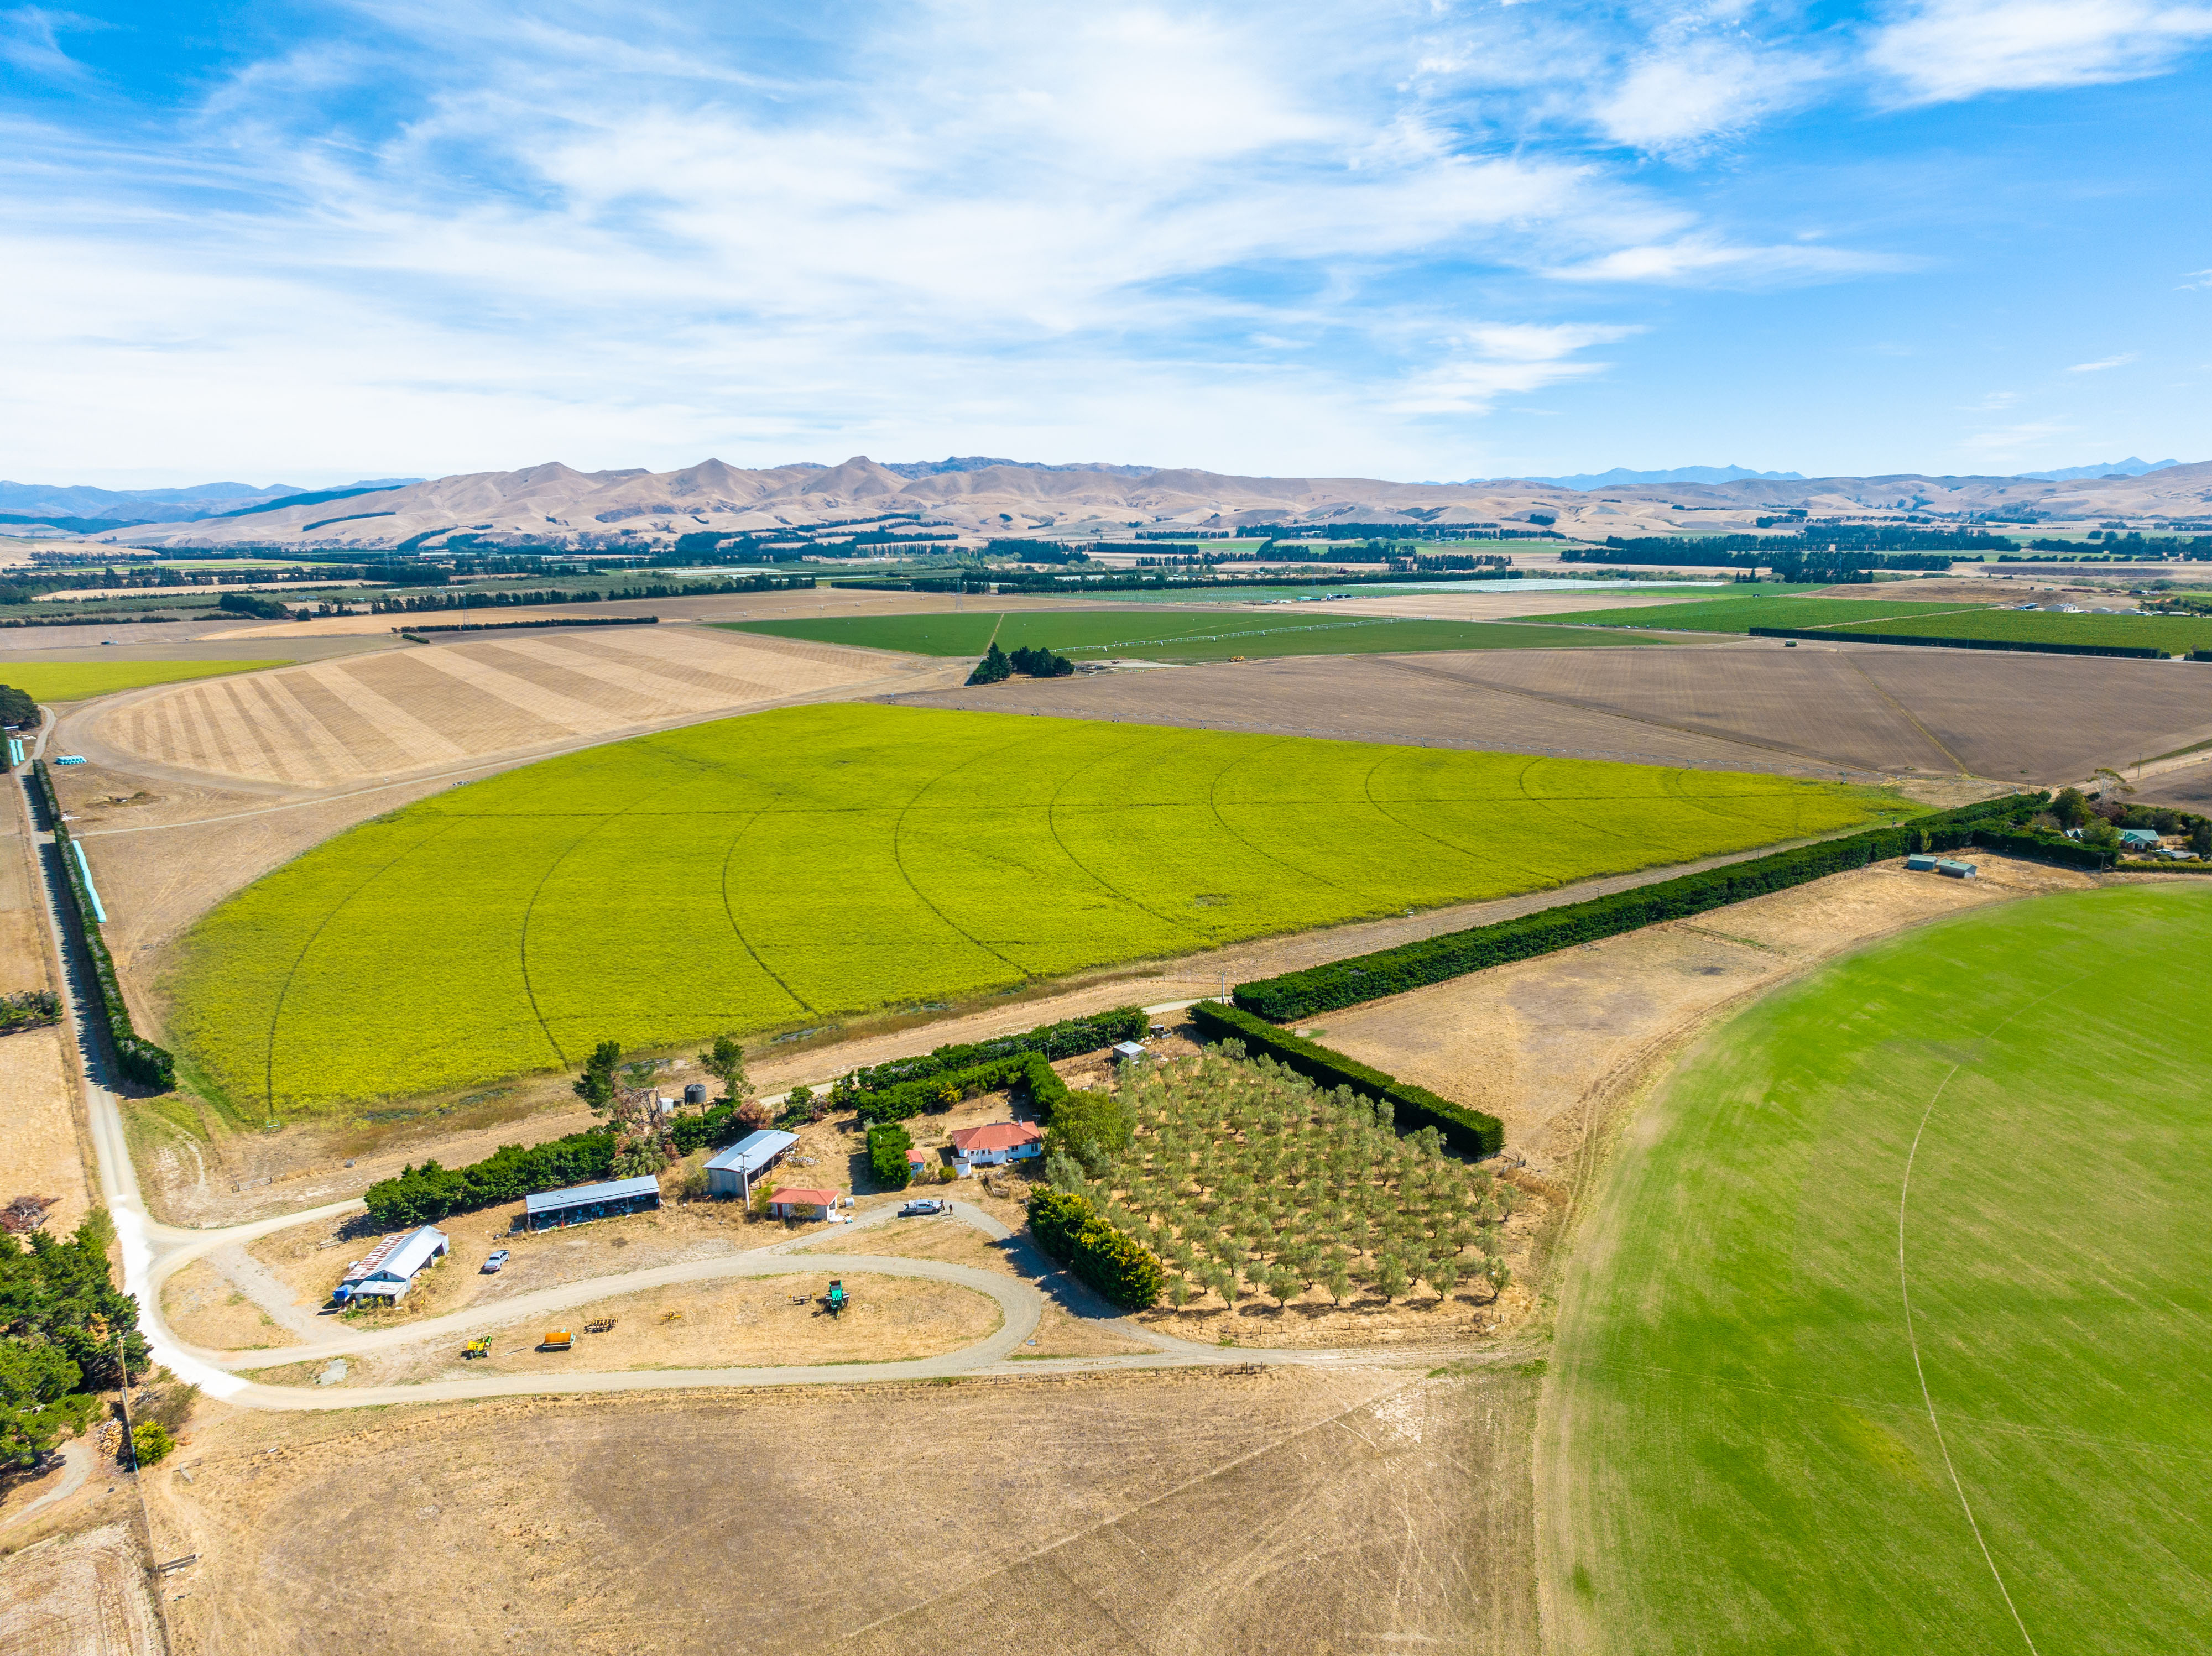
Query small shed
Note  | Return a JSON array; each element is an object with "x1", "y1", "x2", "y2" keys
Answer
[
  {"x1": 335, "y1": 1225, "x2": 449, "y2": 1305},
  {"x1": 523, "y1": 1173, "x2": 663, "y2": 1232},
  {"x1": 703, "y1": 1129, "x2": 799, "y2": 1199},
  {"x1": 949, "y1": 1121, "x2": 1045, "y2": 1171},
  {"x1": 768, "y1": 1186, "x2": 839, "y2": 1220},
  {"x1": 1112, "y1": 1041, "x2": 1147, "y2": 1064},
  {"x1": 1936, "y1": 859, "x2": 1977, "y2": 879}
]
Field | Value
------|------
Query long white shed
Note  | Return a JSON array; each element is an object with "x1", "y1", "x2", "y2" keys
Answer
[{"x1": 703, "y1": 1130, "x2": 800, "y2": 1199}]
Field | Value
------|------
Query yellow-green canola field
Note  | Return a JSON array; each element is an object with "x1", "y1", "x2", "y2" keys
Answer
[
  {"x1": 164, "y1": 703, "x2": 1905, "y2": 1115},
  {"x1": 0, "y1": 659, "x2": 290, "y2": 703},
  {"x1": 1543, "y1": 883, "x2": 2212, "y2": 1653}
]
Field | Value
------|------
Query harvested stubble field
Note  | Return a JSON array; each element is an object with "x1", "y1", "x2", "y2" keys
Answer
[
  {"x1": 0, "y1": 1523, "x2": 163, "y2": 1656},
  {"x1": 723, "y1": 607, "x2": 1675, "y2": 661},
  {"x1": 1074, "y1": 1051, "x2": 1521, "y2": 1327},
  {"x1": 78, "y1": 621, "x2": 915, "y2": 788},
  {"x1": 164, "y1": 702, "x2": 1893, "y2": 1116},
  {"x1": 146, "y1": 1364, "x2": 1540, "y2": 1655},
  {"x1": 0, "y1": 657, "x2": 292, "y2": 703},
  {"x1": 907, "y1": 644, "x2": 2212, "y2": 786},
  {"x1": 1542, "y1": 882, "x2": 2212, "y2": 1652}
]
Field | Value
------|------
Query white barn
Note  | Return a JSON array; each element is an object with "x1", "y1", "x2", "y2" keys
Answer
[{"x1": 334, "y1": 1225, "x2": 449, "y2": 1305}]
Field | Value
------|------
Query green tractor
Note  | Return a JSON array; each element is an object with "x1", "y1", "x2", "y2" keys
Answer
[{"x1": 823, "y1": 1279, "x2": 848, "y2": 1318}]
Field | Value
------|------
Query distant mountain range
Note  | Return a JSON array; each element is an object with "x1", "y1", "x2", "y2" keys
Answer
[
  {"x1": 2013, "y1": 457, "x2": 2180, "y2": 482},
  {"x1": 1478, "y1": 466, "x2": 1809, "y2": 490},
  {"x1": 0, "y1": 478, "x2": 421, "y2": 524},
  {"x1": 67, "y1": 454, "x2": 2212, "y2": 550}
]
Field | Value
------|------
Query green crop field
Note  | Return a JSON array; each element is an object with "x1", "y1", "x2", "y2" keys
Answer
[
  {"x1": 721, "y1": 609, "x2": 1678, "y2": 661},
  {"x1": 1543, "y1": 884, "x2": 2212, "y2": 1653},
  {"x1": 1802, "y1": 606, "x2": 2212, "y2": 655},
  {"x1": 1527, "y1": 593, "x2": 1990, "y2": 633},
  {"x1": 161, "y1": 703, "x2": 1903, "y2": 1117},
  {"x1": 0, "y1": 659, "x2": 290, "y2": 703}
]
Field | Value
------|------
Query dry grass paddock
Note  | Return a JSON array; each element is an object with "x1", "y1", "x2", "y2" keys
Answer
[{"x1": 143, "y1": 1362, "x2": 1540, "y2": 1656}]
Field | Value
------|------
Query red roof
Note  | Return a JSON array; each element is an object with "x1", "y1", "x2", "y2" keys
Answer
[
  {"x1": 769, "y1": 1187, "x2": 838, "y2": 1206},
  {"x1": 950, "y1": 1121, "x2": 1044, "y2": 1152}
]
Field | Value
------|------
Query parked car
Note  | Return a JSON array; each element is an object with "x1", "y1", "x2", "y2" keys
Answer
[
  {"x1": 898, "y1": 1198, "x2": 950, "y2": 1217},
  {"x1": 482, "y1": 1249, "x2": 509, "y2": 1273}
]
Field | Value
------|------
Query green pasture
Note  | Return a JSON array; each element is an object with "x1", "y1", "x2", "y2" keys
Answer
[
  {"x1": 161, "y1": 703, "x2": 1902, "y2": 1116},
  {"x1": 0, "y1": 659, "x2": 290, "y2": 703},
  {"x1": 721, "y1": 609, "x2": 1677, "y2": 661},
  {"x1": 1806, "y1": 606, "x2": 2212, "y2": 655},
  {"x1": 1543, "y1": 884, "x2": 2212, "y2": 1653},
  {"x1": 1527, "y1": 592, "x2": 1989, "y2": 633}
]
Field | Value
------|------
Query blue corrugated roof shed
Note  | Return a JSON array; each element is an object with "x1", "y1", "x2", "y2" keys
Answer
[
  {"x1": 705, "y1": 1129, "x2": 799, "y2": 1176},
  {"x1": 524, "y1": 1173, "x2": 664, "y2": 1216}
]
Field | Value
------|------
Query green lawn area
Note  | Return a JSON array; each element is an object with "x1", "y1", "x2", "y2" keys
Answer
[
  {"x1": 1543, "y1": 883, "x2": 2212, "y2": 1653},
  {"x1": 162, "y1": 703, "x2": 1902, "y2": 1116},
  {"x1": 1526, "y1": 592, "x2": 1990, "y2": 633},
  {"x1": 0, "y1": 659, "x2": 290, "y2": 703},
  {"x1": 720, "y1": 608, "x2": 1679, "y2": 661},
  {"x1": 1805, "y1": 607, "x2": 2212, "y2": 655}
]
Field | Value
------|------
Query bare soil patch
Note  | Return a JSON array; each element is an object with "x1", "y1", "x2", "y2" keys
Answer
[
  {"x1": 143, "y1": 1363, "x2": 1538, "y2": 1655},
  {"x1": 0, "y1": 1522, "x2": 162, "y2": 1656},
  {"x1": 161, "y1": 1259, "x2": 299, "y2": 1352},
  {"x1": 0, "y1": 1027, "x2": 93, "y2": 1240},
  {"x1": 901, "y1": 642, "x2": 2212, "y2": 789}
]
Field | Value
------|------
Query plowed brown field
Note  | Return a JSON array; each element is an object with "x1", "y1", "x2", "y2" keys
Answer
[{"x1": 904, "y1": 639, "x2": 2212, "y2": 786}]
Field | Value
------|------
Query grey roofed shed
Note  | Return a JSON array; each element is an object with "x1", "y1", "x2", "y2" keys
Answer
[
  {"x1": 523, "y1": 1173, "x2": 663, "y2": 1230},
  {"x1": 703, "y1": 1129, "x2": 799, "y2": 1198}
]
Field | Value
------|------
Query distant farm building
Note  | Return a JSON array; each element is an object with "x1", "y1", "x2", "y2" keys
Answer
[
  {"x1": 949, "y1": 1121, "x2": 1045, "y2": 1172},
  {"x1": 523, "y1": 1173, "x2": 663, "y2": 1232},
  {"x1": 335, "y1": 1225, "x2": 449, "y2": 1305},
  {"x1": 767, "y1": 1186, "x2": 839, "y2": 1220},
  {"x1": 703, "y1": 1129, "x2": 799, "y2": 1200},
  {"x1": 2119, "y1": 828, "x2": 2161, "y2": 850}
]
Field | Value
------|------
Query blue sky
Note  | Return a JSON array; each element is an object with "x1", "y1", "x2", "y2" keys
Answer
[{"x1": 3, "y1": 1, "x2": 2209, "y2": 486}]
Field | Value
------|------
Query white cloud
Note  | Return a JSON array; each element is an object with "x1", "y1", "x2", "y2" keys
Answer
[
  {"x1": 2068, "y1": 353, "x2": 2138, "y2": 372},
  {"x1": 1390, "y1": 322, "x2": 1640, "y2": 414},
  {"x1": 1548, "y1": 237, "x2": 1912, "y2": 285},
  {"x1": 0, "y1": 6, "x2": 94, "y2": 77},
  {"x1": 1869, "y1": 0, "x2": 2212, "y2": 102},
  {"x1": 1597, "y1": 40, "x2": 1827, "y2": 151}
]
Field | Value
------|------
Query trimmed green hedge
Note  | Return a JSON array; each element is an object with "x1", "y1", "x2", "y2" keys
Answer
[
  {"x1": 868, "y1": 1122, "x2": 915, "y2": 1189},
  {"x1": 1027, "y1": 1188, "x2": 1165, "y2": 1309},
  {"x1": 1969, "y1": 827, "x2": 2114, "y2": 871},
  {"x1": 1233, "y1": 795, "x2": 2038, "y2": 1022},
  {"x1": 854, "y1": 1049, "x2": 1088, "y2": 1126},
  {"x1": 842, "y1": 1006, "x2": 1146, "y2": 1094},
  {"x1": 1191, "y1": 1002, "x2": 1504, "y2": 1158},
  {"x1": 30, "y1": 761, "x2": 175, "y2": 1091}
]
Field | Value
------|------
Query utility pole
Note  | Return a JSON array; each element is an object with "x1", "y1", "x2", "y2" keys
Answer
[{"x1": 115, "y1": 1331, "x2": 135, "y2": 1473}]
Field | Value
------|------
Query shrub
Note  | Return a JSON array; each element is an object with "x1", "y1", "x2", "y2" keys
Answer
[
  {"x1": 868, "y1": 1122, "x2": 915, "y2": 1189},
  {"x1": 1232, "y1": 793, "x2": 2040, "y2": 1022},
  {"x1": 1190, "y1": 1003, "x2": 1503, "y2": 1158},
  {"x1": 128, "y1": 1420, "x2": 175, "y2": 1466},
  {"x1": 1027, "y1": 1188, "x2": 1166, "y2": 1308}
]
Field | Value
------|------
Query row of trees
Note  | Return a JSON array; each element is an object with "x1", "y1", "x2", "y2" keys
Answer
[{"x1": 965, "y1": 641, "x2": 1074, "y2": 684}]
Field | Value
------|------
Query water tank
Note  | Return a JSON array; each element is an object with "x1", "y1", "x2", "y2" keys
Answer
[{"x1": 684, "y1": 1083, "x2": 707, "y2": 1106}]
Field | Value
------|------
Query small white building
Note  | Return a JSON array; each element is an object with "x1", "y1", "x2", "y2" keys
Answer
[
  {"x1": 334, "y1": 1225, "x2": 449, "y2": 1305},
  {"x1": 703, "y1": 1129, "x2": 799, "y2": 1200},
  {"x1": 948, "y1": 1121, "x2": 1045, "y2": 1172},
  {"x1": 1112, "y1": 1041, "x2": 1147, "y2": 1064},
  {"x1": 767, "y1": 1185, "x2": 839, "y2": 1220}
]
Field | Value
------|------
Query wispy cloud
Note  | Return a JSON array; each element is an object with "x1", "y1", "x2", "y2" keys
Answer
[
  {"x1": 0, "y1": 6, "x2": 97, "y2": 77},
  {"x1": 2068, "y1": 353, "x2": 2139, "y2": 372},
  {"x1": 1869, "y1": 0, "x2": 2212, "y2": 103}
]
